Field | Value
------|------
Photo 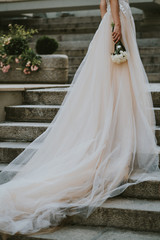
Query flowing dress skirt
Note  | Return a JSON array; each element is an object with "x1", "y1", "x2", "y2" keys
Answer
[{"x1": 0, "y1": 0, "x2": 159, "y2": 235}]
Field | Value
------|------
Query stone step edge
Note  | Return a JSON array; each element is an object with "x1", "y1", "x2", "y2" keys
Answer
[
  {"x1": 0, "y1": 84, "x2": 71, "y2": 92},
  {"x1": 4, "y1": 225, "x2": 160, "y2": 240},
  {"x1": 25, "y1": 83, "x2": 160, "y2": 93}
]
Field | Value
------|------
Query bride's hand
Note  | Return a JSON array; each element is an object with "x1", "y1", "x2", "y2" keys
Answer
[{"x1": 112, "y1": 24, "x2": 121, "y2": 44}]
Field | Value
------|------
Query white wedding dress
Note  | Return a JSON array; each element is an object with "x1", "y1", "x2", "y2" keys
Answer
[{"x1": 0, "y1": 0, "x2": 159, "y2": 235}]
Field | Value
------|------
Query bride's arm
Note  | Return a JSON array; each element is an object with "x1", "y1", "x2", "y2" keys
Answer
[
  {"x1": 110, "y1": 0, "x2": 121, "y2": 43},
  {"x1": 100, "y1": 0, "x2": 107, "y2": 19}
]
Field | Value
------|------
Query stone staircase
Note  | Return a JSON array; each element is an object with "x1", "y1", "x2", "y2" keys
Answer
[{"x1": 0, "y1": 9, "x2": 160, "y2": 240}]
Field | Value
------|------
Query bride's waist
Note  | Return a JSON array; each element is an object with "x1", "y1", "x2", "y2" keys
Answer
[{"x1": 107, "y1": 0, "x2": 130, "y2": 15}]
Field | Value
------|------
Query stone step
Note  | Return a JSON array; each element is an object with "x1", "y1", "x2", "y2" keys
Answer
[
  {"x1": 65, "y1": 197, "x2": 160, "y2": 233},
  {"x1": 69, "y1": 64, "x2": 160, "y2": 75},
  {"x1": 144, "y1": 64, "x2": 160, "y2": 73},
  {"x1": 156, "y1": 126, "x2": 160, "y2": 145},
  {"x1": 69, "y1": 73, "x2": 160, "y2": 84},
  {"x1": 32, "y1": 32, "x2": 160, "y2": 47},
  {"x1": 31, "y1": 38, "x2": 160, "y2": 53},
  {"x1": 0, "y1": 142, "x2": 29, "y2": 164},
  {"x1": 137, "y1": 31, "x2": 160, "y2": 38},
  {"x1": 0, "y1": 144, "x2": 160, "y2": 199},
  {"x1": 24, "y1": 84, "x2": 160, "y2": 107},
  {"x1": 56, "y1": 47, "x2": 160, "y2": 57},
  {"x1": 5, "y1": 105, "x2": 160, "y2": 126},
  {"x1": 2, "y1": 225, "x2": 160, "y2": 240},
  {"x1": 5, "y1": 105, "x2": 60, "y2": 123},
  {"x1": 68, "y1": 55, "x2": 160, "y2": 66},
  {"x1": 147, "y1": 73, "x2": 160, "y2": 83},
  {"x1": 141, "y1": 55, "x2": 160, "y2": 65},
  {"x1": 121, "y1": 171, "x2": 160, "y2": 200},
  {"x1": 0, "y1": 122, "x2": 49, "y2": 142},
  {"x1": 33, "y1": 33, "x2": 94, "y2": 42},
  {"x1": 0, "y1": 122, "x2": 159, "y2": 145},
  {"x1": 24, "y1": 87, "x2": 69, "y2": 105}
]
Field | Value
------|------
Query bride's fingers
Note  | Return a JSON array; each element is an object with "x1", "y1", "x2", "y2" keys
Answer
[{"x1": 113, "y1": 34, "x2": 120, "y2": 41}]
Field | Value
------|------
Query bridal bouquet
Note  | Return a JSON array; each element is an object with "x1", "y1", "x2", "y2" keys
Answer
[{"x1": 111, "y1": 23, "x2": 128, "y2": 64}]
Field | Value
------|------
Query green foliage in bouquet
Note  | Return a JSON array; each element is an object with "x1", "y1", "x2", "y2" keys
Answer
[
  {"x1": 36, "y1": 36, "x2": 59, "y2": 54},
  {"x1": 0, "y1": 24, "x2": 42, "y2": 74}
]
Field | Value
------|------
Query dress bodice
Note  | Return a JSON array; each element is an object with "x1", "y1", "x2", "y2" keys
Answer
[{"x1": 107, "y1": 0, "x2": 131, "y2": 17}]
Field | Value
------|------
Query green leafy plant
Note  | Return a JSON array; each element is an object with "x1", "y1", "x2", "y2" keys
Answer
[
  {"x1": 20, "y1": 48, "x2": 42, "y2": 74},
  {"x1": 4, "y1": 37, "x2": 29, "y2": 55},
  {"x1": 0, "y1": 24, "x2": 41, "y2": 74},
  {"x1": 36, "y1": 36, "x2": 58, "y2": 54}
]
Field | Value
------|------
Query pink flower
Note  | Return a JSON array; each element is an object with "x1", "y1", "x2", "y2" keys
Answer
[
  {"x1": 2, "y1": 66, "x2": 9, "y2": 73},
  {"x1": 31, "y1": 65, "x2": 34, "y2": 71},
  {"x1": 34, "y1": 65, "x2": 38, "y2": 71},
  {"x1": 23, "y1": 68, "x2": 30, "y2": 75},
  {"x1": 31, "y1": 65, "x2": 38, "y2": 71},
  {"x1": 15, "y1": 58, "x2": 19, "y2": 63},
  {"x1": 0, "y1": 62, "x2": 3, "y2": 67},
  {"x1": 23, "y1": 68, "x2": 28, "y2": 74},
  {"x1": 6, "y1": 64, "x2": 10, "y2": 70},
  {"x1": 26, "y1": 61, "x2": 31, "y2": 67}
]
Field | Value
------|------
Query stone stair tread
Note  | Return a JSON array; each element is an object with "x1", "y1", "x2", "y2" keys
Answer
[
  {"x1": 6, "y1": 105, "x2": 61, "y2": 109},
  {"x1": 101, "y1": 197, "x2": 160, "y2": 212},
  {"x1": 0, "y1": 141, "x2": 29, "y2": 148},
  {"x1": 129, "y1": 170, "x2": 160, "y2": 182},
  {"x1": 26, "y1": 87, "x2": 70, "y2": 93},
  {"x1": 148, "y1": 83, "x2": 160, "y2": 91},
  {"x1": 0, "y1": 122, "x2": 49, "y2": 127},
  {"x1": 0, "y1": 84, "x2": 69, "y2": 92},
  {"x1": 25, "y1": 83, "x2": 160, "y2": 93},
  {"x1": 17, "y1": 226, "x2": 160, "y2": 240}
]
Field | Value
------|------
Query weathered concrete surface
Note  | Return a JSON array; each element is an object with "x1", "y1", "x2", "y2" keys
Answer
[
  {"x1": 0, "y1": 122, "x2": 49, "y2": 142},
  {"x1": 5, "y1": 105, "x2": 60, "y2": 122},
  {"x1": 156, "y1": 127, "x2": 160, "y2": 145},
  {"x1": 0, "y1": 55, "x2": 68, "y2": 84},
  {"x1": 65, "y1": 198, "x2": 160, "y2": 232},
  {"x1": 24, "y1": 88, "x2": 68, "y2": 105},
  {"x1": 0, "y1": 141, "x2": 28, "y2": 164},
  {"x1": 23, "y1": 84, "x2": 160, "y2": 106},
  {"x1": 0, "y1": 91, "x2": 23, "y2": 122}
]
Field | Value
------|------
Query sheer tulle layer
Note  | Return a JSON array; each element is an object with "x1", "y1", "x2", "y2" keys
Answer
[{"x1": 0, "y1": 1, "x2": 159, "y2": 235}]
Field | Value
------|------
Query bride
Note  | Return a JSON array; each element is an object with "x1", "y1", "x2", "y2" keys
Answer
[{"x1": 0, "y1": 0, "x2": 159, "y2": 237}]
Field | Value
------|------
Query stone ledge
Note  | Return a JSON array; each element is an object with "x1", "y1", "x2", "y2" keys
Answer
[
  {"x1": 0, "y1": 54, "x2": 68, "y2": 84},
  {"x1": 0, "y1": 84, "x2": 70, "y2": 92}
]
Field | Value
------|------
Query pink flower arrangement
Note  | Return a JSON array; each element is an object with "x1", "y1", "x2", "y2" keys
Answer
[{"x1": 2, "y1": 65, "x2": 10, "y2": 73}]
